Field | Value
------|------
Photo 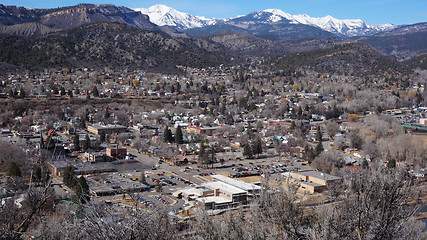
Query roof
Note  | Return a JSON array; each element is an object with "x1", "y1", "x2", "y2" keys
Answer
[
  {"x1": 89, "y1": 124, "x2": 127, "y2": 130},
  {"x1": 202, "y1": 181, "x2": 246, "y2": 195},
  {"x1": 294, "y1": 170, "x2": 341, "y2": 181},
  {"x1": 181, "y1": 187, "x2": 212, "y2": 197},
  {"x1": 211, "y1": 175, "x2": 261, "y2": 192},
  {"x1": 196, "y1": 196, "x2": 231, "y2": 204},
  {"x1": 50, "y1": 161, "x2": 70, "y2": 169}
]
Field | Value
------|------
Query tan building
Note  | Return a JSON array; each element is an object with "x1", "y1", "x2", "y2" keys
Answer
[
  {"x1": 420, "y1": 118, "x2": 427, "y2": 125},
  {"x1": 196, "y1": 181, "x2": 248, "y2": 210},
  {"x1": 84, "y1": 149, "x2": 106, "y2": 163},
  {"x1": 177, "y1": 176, "x2": 251, "y2": 210},
  {"x1": 49, "y1": 161, "x2": 71, "y2": 177},
  {"x1": 286, "y1": 170, "x2": 342, "y2": 194},
  {"x1": 186, "y1": 126, "x2": 221, "y2": 136},
  {"x1": 87, "y1": 124, "x2": 127, "y2": 135}
]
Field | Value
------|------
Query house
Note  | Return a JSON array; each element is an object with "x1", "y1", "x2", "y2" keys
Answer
[{"x1": 165, "y1": 156, "x2": 188, "y2": 166}]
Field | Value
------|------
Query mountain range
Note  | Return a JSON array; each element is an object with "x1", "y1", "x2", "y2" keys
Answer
[
  {"x1": 0, "y1": 3, "x2": 425, "y2": 73},
  {"x1": 137, "y1": 5, "x2": 395, "y2": 37}
]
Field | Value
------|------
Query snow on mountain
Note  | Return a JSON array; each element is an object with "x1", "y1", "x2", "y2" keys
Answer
[
  {"x1": 262, "y1": 9, "x2": 395, "y2": 37},
  {"x1": 135, "y1": 5, "x2": 395, "y2": 37},
  {"x1": 135, "y1": 5, "x2": 223, "y2": 30}
]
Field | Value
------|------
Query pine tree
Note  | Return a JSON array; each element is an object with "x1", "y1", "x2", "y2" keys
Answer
[
  {"x1": 73, "y1": 134, "x2": 80, "y2": 152},
  {"x1": 163, "y1": 126, "x2": 173, "y2": 143},
  {"x1": 387, "y1": 159, "x2": 396, "y2": 169},
  {"x1": 243, "y1": 143, "x2": 253, "y2": 159},
  {"x1": 315, "y1": 141, "x2": 324, "y2": 157},
  {"x1": 7, "y1": 162, "x2": 22, "y2": 177},
  {"x1": 92, "y1": 86, "x2": 99, "y2": 97},
  {"x1": 303, "y1": 145, "x2": 315, "y2": 163},
  {"x1": 33, "y1": 166, "x2": 42, "y2": 182},
  {"x1": 198, "y1": 141, "x2": 208, "y2": 167},
  {"x1": 175, "y1": 125, "x2": 183, "y2": 144},
  {"x1": 79, "y1": 116, "x2": 86, "y2": 129},
  {"x1": 99, "y1": 131, "x2": 106, "y2": 143},
  {"x1": 42, "y1": 167, "x2": 50, "y2": 187},
  {"x1": 209, "y1": 147, "x2": 216, "y2": 168},
  {"x1": 82, "y1": 134, "x2": 90, "y2": 152},
  {"x1": 75, "y1": 176, "x2": 90, "y2": 204},
  {"x1": 253, "y1": 137, "x2": 263, "y2": 158},
  {"x1": 8, "y1": 89, "x2": 14, "y2": 98},
  {"x1": 63, "y1": 166, "x2": 76, "y2": 188},
  {"x1": 104, "y1": 108, "x2": 110, "y2": 119},
  {"x1": 362, "y1": 159, "x2": 369, "y2": 169},
  {"x1": 316, "y1": 126, "x2": 322, "y2": 142},
  {"x1": 19, "y1": 88, "x2": 26, "y2": 98}
]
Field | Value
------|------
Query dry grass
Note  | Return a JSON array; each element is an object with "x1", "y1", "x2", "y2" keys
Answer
[
  {"x1": 238, "y1": 176, "x2": 263, "y2": 183},
  {"x1": 412, "y1": 134, "x2": 427, "y2": 147}
]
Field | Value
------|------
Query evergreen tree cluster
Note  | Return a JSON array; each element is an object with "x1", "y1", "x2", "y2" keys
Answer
[
  {"x1": 243, "y1": 137, "x2": 263, "y2": 159},
  {"x1": 198, "y1": 140, "x2": 216, "y2": 168},
  {"x1": 7, "y1": 162, "x2": 22, "y2": 177},
  {"x1": 63, "y1": 166, "x2": 91, "y2": 204}
]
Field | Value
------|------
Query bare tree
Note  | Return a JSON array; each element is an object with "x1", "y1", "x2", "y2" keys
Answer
[
  {"x1": 325, "y1": 121, "x2": 340, "y2": 140},
  {"x1": 311, "y1": 167, "x2": 424, "y2": 240}
]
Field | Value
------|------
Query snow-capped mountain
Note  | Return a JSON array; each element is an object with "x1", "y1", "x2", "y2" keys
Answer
[
  {"x1": 135, "y1": 5, "x2": 223, "y2": 30},
  {"x1": 135, "y1": 5, "x2": 395, "y2": 37},
  {"x1": 261, "y1": 9, "x2": 395, "y2": 37}
]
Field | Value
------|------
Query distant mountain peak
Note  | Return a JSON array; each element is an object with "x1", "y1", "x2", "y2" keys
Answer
[
  {"x1": 135, "y1": 4, "x2": 223, "y2": 30},
  {"x1": 259, "y1": 9, "x2": 395, "y2": 37}
]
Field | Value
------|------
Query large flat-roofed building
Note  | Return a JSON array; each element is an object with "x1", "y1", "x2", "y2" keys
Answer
[
  {"x1": 186, "y1": 126, "x2": 221, "y2": 136},
  {"x1": 202, "y1": 181, "x2": 248, "y2": 207},
  {"x1": 292, "y1": 171, "x2": 342, "y2": 185},
  {"x1": 86, "y1": 172, "x2": 149, "y2": 197},
  {"x1": 177, "y1": 176, "x2": 254, "y2": 210},
  {"x1": 196, "y1": 196, "x2": 233, "y2": 210},
  {"x1": 106, "y1": 145, "x2": 127, "y2": 159},
  {"x1": 179, "y1": 186, "x2": 214, "y2": 201},
  {"x1": 211, "y1": 174, "x2": 261, "y2": 197},
  {"x1": 286, "y1": 170, "x2": 342, "y2": 194},
  {"x1": 87, "y1": 124, "x2": 127, "y2": 135}
]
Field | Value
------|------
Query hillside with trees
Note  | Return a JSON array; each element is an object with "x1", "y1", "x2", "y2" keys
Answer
[{"x1": 0, "y1": 22, "x2": 228, "y2": 73}]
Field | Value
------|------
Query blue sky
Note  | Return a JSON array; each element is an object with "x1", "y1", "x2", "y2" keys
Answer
[{"x1": 2, "y1": 0, "x2": 426, "y2": 25}]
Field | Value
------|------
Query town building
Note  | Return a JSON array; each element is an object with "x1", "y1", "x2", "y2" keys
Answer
[
  {"x1": 176, "y1": 175, "x2": 259, "y2": 210},
  {"x1": 106, "y1": 145, "x2": 127, "y2": 159},
  {"x1": 285, "y1": 170, "x2": 342, "y2": 194},
  {"x1": 87, "y1": 124, "x2": 127, "y2": 135},
  {"x1": 84, "y1": 149, "x2": 106, "y2": 163}
]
